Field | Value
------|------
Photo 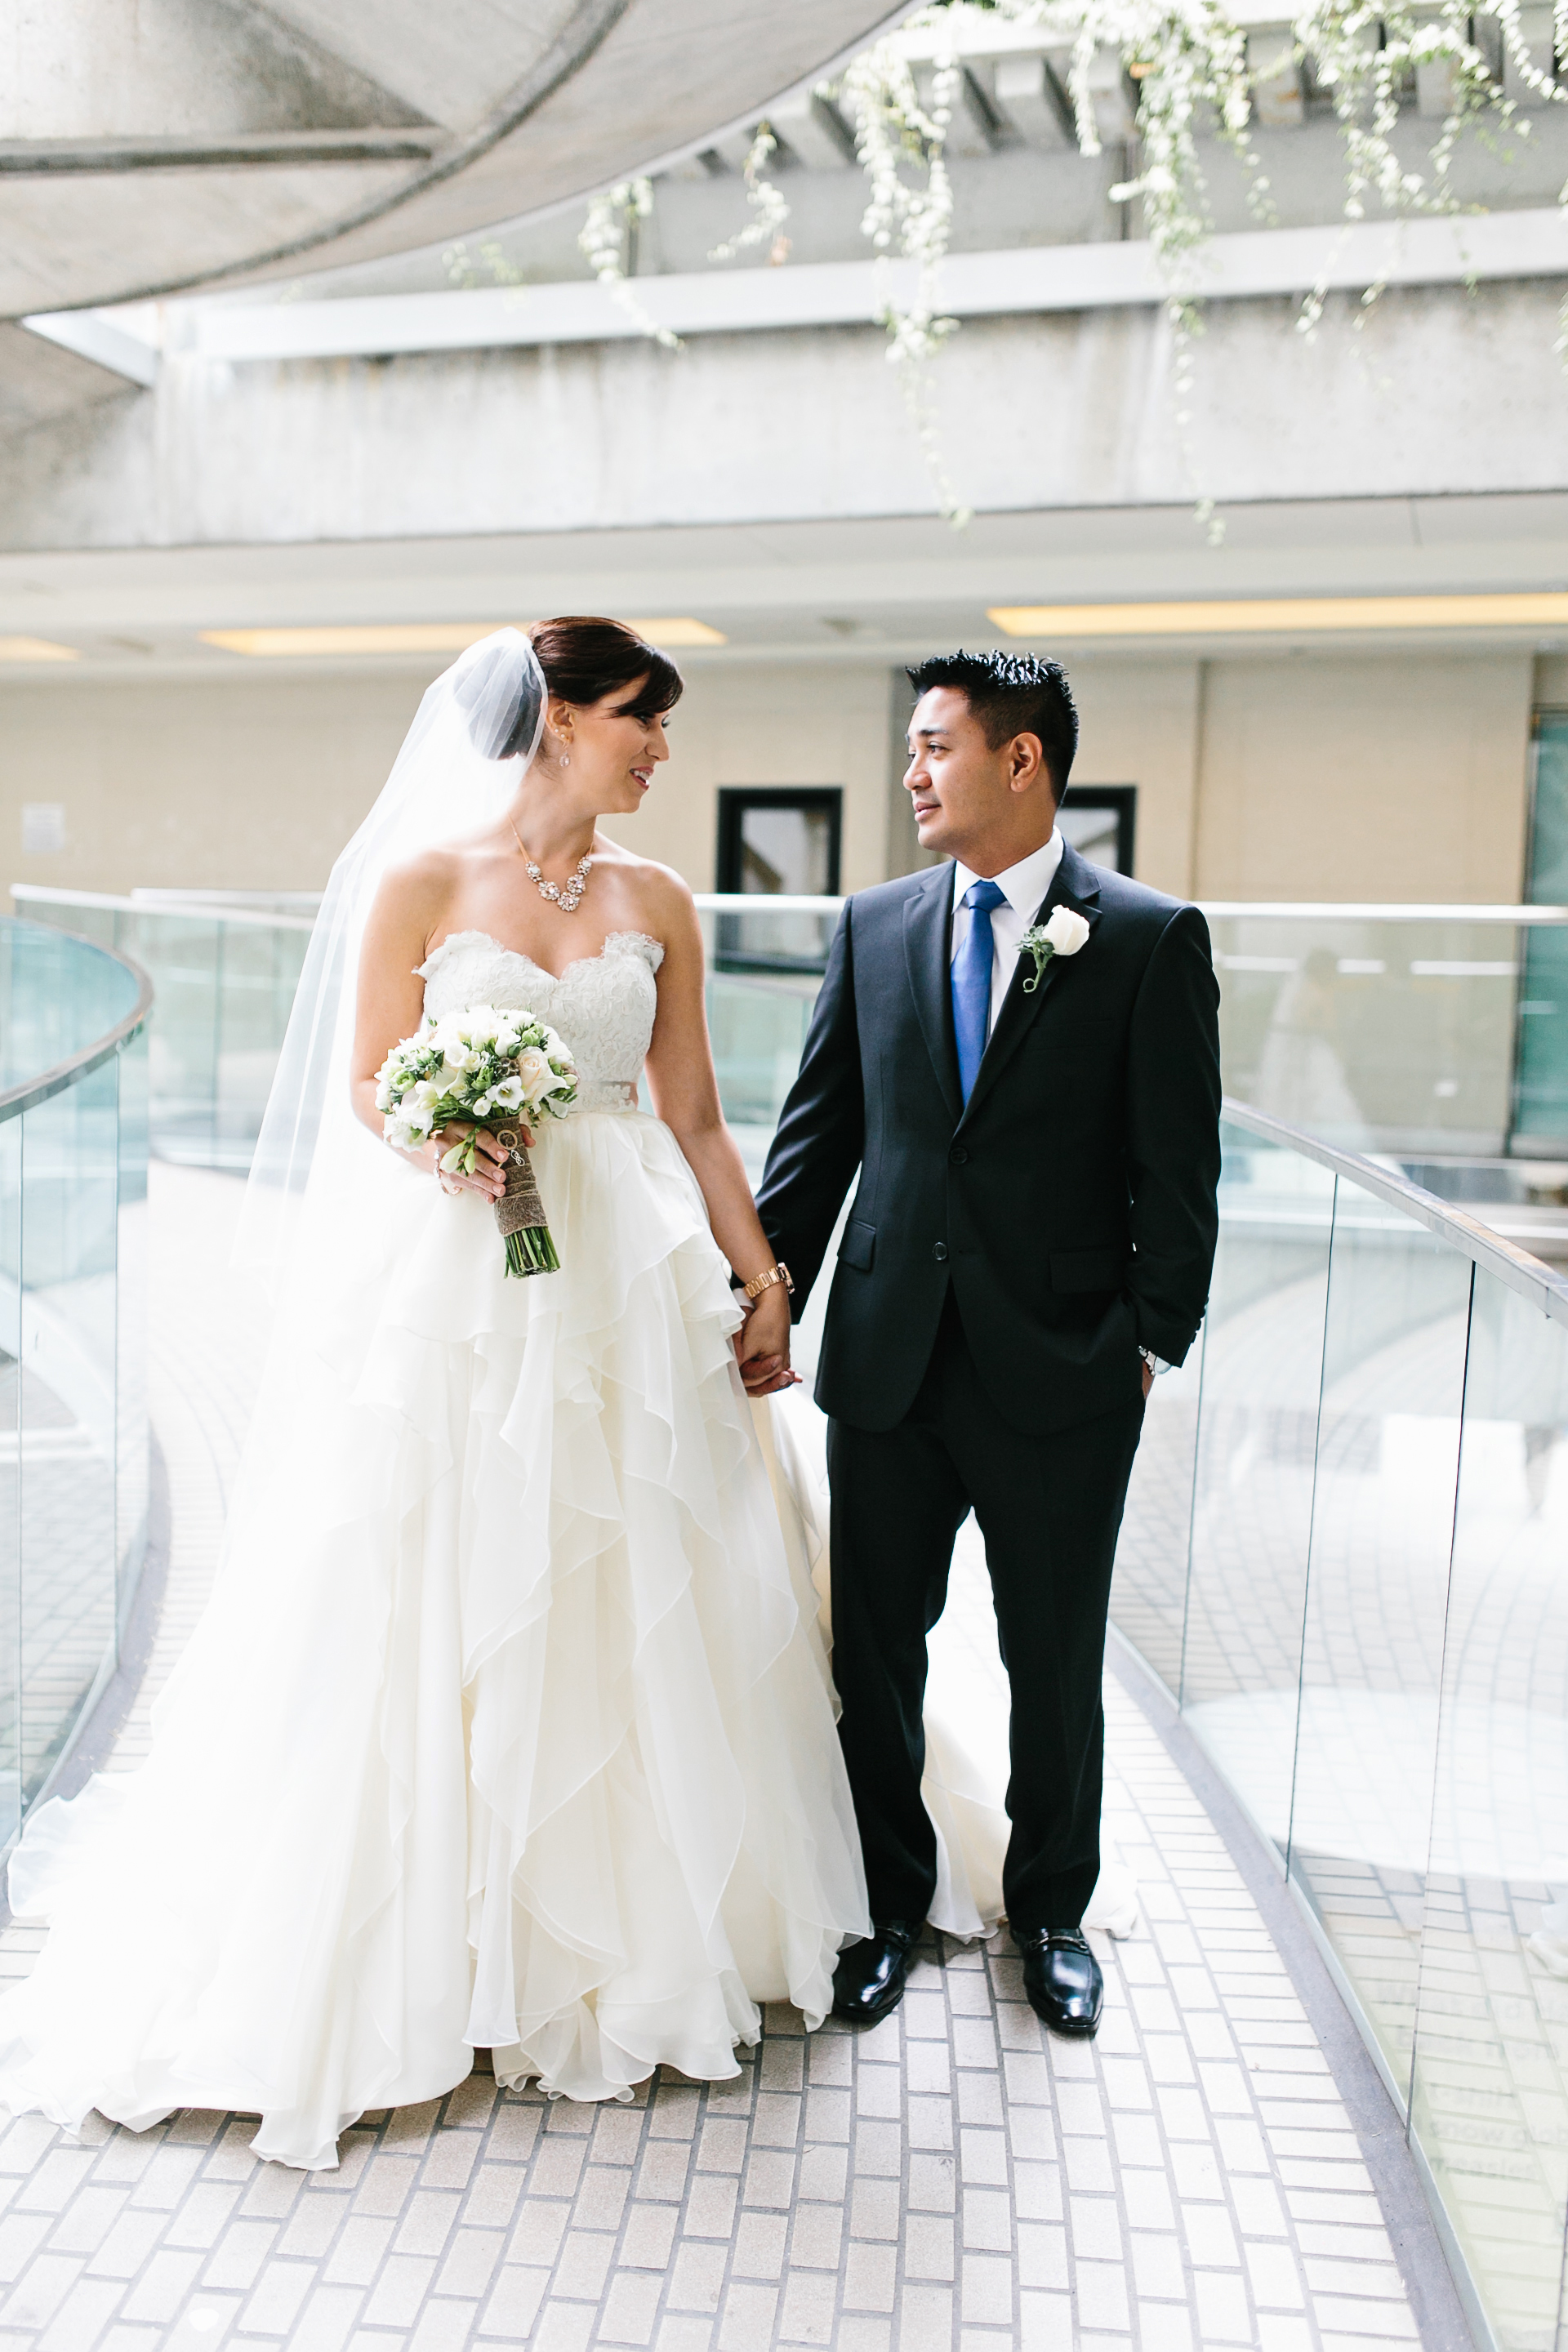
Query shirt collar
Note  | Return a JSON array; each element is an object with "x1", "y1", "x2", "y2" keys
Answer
[{"x1": 952, "y1": 830, "x2": 1063, "y2": 921}]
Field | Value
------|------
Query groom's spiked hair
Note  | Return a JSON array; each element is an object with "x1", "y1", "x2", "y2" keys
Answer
[{"x1": 906, "y1": 650, "x2": 1078, "y2": 800}]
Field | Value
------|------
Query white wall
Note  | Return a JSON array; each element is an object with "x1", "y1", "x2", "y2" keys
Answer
[
  {"x1": 1192, "y1": 652, "x2": 1535, "y2": 902},
  {"x1": 1071, "y1": 658, "x2": 1204, "y2": 899},
  {"x1": 599, "y1": 660, "x2": 895, "y2": 893},
  {"x1": 0, "y1": 657, "x2": 898, "y2": 900},
  {"x1": 0, "y1": 645, "x2": 1538, "y2": 907},
  {"x1": 0, "y1": 667, "x2": 431, "y2": 895}
]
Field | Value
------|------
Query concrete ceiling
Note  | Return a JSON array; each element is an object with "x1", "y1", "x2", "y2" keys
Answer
[
  {"x1": 1, "y1": 0, "x2": 912, "y2": 318},
  {"x1": 4, "y1": 495, "x2": 1568, "y2": 679}
]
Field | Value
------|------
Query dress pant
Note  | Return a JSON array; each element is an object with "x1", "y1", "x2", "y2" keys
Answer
[{"x1": 826, "y1": 1291, "x2": 1145, "y2": 1933}]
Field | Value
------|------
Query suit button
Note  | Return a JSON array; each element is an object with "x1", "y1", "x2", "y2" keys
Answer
[
  {"x1": 949, "y1": 1146, "x2": 969, "y2": 1166},
  {"x1": 933, "y1": 1242, "x2": 949, "y2": 1263}
]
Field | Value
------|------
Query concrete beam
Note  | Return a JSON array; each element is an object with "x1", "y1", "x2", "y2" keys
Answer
[
  {"x1": 7, "y1": 278, "x2": 1568, "y2": 559},
  {"x1": 141, "y1": 207, "x2": 1568, "y2": 363},
  {"x1": 21, "y1": 311, "x2": 158, "y2": 387}
]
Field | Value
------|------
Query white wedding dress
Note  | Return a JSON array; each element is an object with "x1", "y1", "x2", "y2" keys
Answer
[{"x1": 0, "y1": 928, "x2": 869, "y2": 2171}]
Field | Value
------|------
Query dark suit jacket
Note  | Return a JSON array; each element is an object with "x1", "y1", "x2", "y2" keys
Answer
[{"x1": 755, "y1": 841, "x2": 1223, "y2": 1437}]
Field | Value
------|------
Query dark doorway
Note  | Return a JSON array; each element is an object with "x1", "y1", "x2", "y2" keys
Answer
[
  {"x1": 1058, "y1": 784, "x2": 1136, "y2": 875},
  {"x1": 716, "y1": 789, "x2": 843, "y2": 898},
  {"x1": 714, "y1": 789, "x2": 843, "y2": 976}
]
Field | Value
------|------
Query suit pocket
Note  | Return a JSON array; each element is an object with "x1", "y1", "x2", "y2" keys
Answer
[
  {"x1": 839, "y1": 1218, "x2": 876, "y2": 1272},
  {"x1": 1049, "y1": 1247, "x2": 1125, "y2": 1294}
]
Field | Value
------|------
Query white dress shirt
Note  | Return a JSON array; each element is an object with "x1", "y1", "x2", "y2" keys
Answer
[{"x1": 950, "y1": 831, "x2": 1065, "y2": 1039}]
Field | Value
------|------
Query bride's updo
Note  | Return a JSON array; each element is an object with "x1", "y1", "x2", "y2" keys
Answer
[{"x1": 457, "y1": 617, "x2": 684, "y2": 762}]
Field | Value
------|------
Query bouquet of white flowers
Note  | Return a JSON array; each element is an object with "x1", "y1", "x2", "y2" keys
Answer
[{"x1": 376, "y1": 1005, "x2": 578, "y2": 1276}]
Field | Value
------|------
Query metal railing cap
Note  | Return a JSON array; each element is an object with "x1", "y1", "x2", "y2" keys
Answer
[
  {"x1": 1202, "y1": 901, "x2": 1568, "y2": 923},
  {"x1": 0, "y1": 920, "x2": 153, "y2": 1125},
  {"x1": 11, "y1": 884, "x2": 317, "y2": 934},
  {"x1": 1223, "y1": 1097, "x2": 1568, "y2": 1329}
]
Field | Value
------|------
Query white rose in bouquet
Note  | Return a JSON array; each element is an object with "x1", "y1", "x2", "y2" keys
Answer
[{"x1": 379, "y1": 1004, "x2": 579, "y2": 1277}]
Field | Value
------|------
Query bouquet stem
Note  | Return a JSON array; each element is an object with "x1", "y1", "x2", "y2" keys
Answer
[
  {"x1": 504, "y1": 1224, "x2": 560, "y2": 1277},
  {"x1": 494, "y1": 1132, "x2": 559, "y2": 1279}
]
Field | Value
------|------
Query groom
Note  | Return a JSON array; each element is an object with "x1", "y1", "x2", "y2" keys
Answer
[{"x1": 755, "y1": 650, "x2": 1221, "y2": 2036}]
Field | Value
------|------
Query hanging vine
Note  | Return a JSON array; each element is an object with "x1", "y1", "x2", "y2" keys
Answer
[
  {"x1": 709, "y1": 124, "x2": 793, "y2": 264},
  {"x1": 575, "y1": 0, "x2": 1568, "y2": 518},
  {"x1": 838, "y1": 29, "x2": 972, "y2": 522},
  {"x1": 578, "y1": 179, "x2": 682, "y2": 350}
]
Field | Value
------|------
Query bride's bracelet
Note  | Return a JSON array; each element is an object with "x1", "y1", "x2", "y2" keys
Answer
[{"x1": 742, "y1": 1263, "x2": 793, "y2": 1302}]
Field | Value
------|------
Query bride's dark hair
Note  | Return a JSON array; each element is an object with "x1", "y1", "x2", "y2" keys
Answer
[
  {"x1": 457, "y1": 617, "x2": 684, "y2": 763},
  {"x1": 529, "y1": 617, "x2": 684, "y2": 733}
]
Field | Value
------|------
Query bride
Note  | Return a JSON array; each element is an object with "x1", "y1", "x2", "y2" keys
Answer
[{"x1": 0, "y1": 620, "x2": 868, "y2": 2171}]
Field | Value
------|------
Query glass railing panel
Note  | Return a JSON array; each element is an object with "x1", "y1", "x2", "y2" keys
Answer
[
  {"x1": 1178, "y1": 1116, "x2": 1335, "y2": 1851},
  {"x1": 12, "y1": 898, "x2": 313, "y2": 1174},
  {"x1": 17, "y1": 1056, "x2": 121, "y2": 1804},
  {"x1": 116, "y1": 1027, "x2": 149, "y2": 1622},
  {"x1": 1287, "y1": 1179, "x2": 1472, "y2": 2106},
  {"x1": 1209, "y1": 913, "x2": 1526, "y2": 1157},
  {"x1": 211, "y1": 919, "x2": 313, "y2": 1170},
  {"x1": 1409, "y1": 1267, "x2": 1568, "y2": 2352},
  {"x1": 1111, "y1": 1330, "x2": 1203, "y2": 1699},
  {"x1": 0, "y1": 1113, "x2": 20, "y2": 1851},
  {"x1": 706, "y1": 972, "x2": 820, "y2": 1186},
  {"x1": 711, "y1": 905, "x2": 837, "y2": 977},
  {"x1": 1516, "y1": 712, "x2": 1568, "y2": 1151},
  {"x1": 0, "y1": 920, "x2": 139, "y2": 1090},
  {"x1": 134, "y1": 912, "x2": 221, "y2": 1165},
  {"x1": 1512, "y1": 924, "x2": 1568, "y2": 1150}
]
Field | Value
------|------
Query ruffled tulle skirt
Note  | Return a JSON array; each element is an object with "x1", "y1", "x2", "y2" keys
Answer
[{"x1": 0, "y1": 1111, "x2": 869, "y2": 2170}]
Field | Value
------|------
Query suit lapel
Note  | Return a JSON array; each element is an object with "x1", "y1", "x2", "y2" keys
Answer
[
  {"x1": 902, "y1": 862, "x2": 962, "y2": 1125},
  {"x1": 957, "y1": 840, "x2": 1102, "y2": 1129}
]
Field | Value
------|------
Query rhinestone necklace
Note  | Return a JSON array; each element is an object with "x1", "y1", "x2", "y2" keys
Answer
[{"x1": 511, "y1": 822, "x2": 593, "y2": 915}]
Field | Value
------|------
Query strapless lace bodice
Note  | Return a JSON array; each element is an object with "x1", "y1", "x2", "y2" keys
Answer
[{"x1": 416, "y1": 929, "x2": 664, "y2": 1113}]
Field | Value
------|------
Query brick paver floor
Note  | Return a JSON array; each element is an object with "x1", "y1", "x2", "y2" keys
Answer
[{"x1": 0, "y1": 1167, "x2": 1423, "y2": 2350}]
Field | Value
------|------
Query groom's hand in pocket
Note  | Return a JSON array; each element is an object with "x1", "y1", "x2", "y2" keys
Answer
[{"x1": 735, "y1": 1285, "x2": 800, "y2": 1397}]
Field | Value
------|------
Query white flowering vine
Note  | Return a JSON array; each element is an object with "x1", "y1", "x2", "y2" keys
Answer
[
  {"x1": 443, "y1": 238, "x2": 527, "y2": 292},
  {"x1": 838, "y1": 31, "x2": 972, "y2": 521},
  {"x1": 709, "y1": 124, "x2": 793, "y2": 265},
  {"x1": 573, "y1": 0, "x2": 1568, "y2": 519},
  {"x1": 579, "y1": 179, "x2": 682, "y2": 350}
]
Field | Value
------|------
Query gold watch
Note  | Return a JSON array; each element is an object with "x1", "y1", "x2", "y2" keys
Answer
[{"x1": 742, "y1": 1263, "x2": 794, "y2": 1302}]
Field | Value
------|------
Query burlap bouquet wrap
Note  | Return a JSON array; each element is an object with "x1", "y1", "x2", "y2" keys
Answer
[{"x1": 492, "y1": 1128, "x2": 559, "y2": 1276}]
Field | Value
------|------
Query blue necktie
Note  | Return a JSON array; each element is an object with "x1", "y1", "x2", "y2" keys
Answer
[{"x1": 951, "y1": 878, "x2": 1007, "y2": 1107}]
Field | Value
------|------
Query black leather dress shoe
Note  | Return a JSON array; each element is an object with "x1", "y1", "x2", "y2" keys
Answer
[
  {"x1": 832, "y1": 1921, "x2": 920, "y2": 2024},
  {"x1": 1016, "y1": 1928, "x2": 1103, "y2": 2037}
]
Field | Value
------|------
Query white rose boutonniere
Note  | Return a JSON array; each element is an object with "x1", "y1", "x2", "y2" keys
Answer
[{"x1": 1017, "y1": 906, "x2": 1091, "y2": 993}]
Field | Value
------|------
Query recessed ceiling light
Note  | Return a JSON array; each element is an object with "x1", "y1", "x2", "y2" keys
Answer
[
  {"x1": 199, "y1": 624, "x2": 507, "y2": 657},
  {"x1": 989, "y1": 594, "x2": 1568, "y2": 637},
  {"x1": 0, "y1": 635, "x2": 80, "y2": 662},
  {"x1": 623, "y1": 618, "x2": 727, "y2": 647}
]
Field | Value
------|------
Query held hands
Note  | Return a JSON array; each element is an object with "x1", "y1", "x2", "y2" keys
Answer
[
  {"x1": 735, "y1": 1283, "x2": 800, "y2": 1397},
  {"x1": 414, "y1": 1122, "x2": 532, "y2": 1203}
]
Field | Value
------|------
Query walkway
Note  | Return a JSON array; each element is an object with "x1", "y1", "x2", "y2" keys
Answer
[{"x1": 0, "y1": 1168, "x2": 1430, "y2": 2352}]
